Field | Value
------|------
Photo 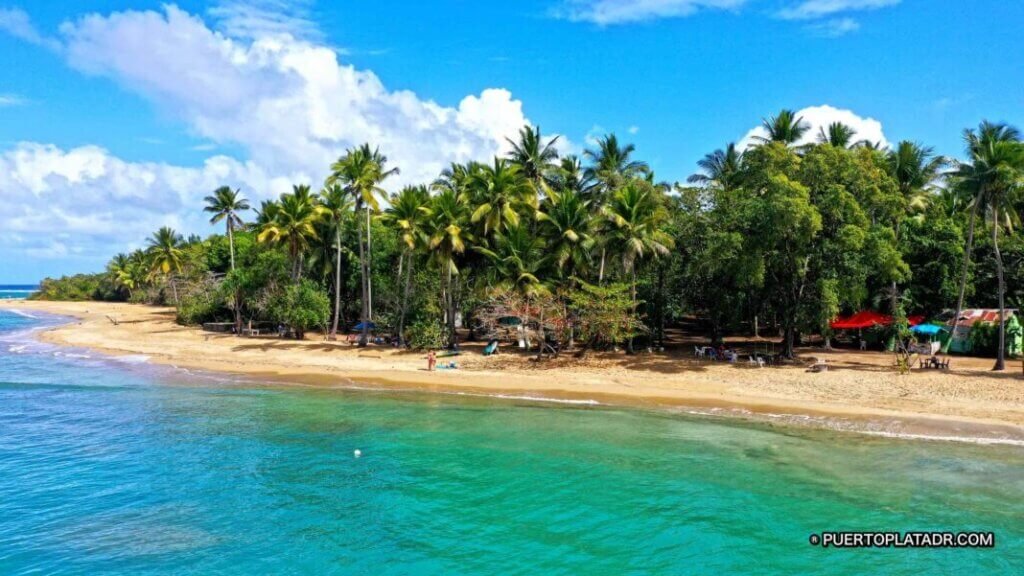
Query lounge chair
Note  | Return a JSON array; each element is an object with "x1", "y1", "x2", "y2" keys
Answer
[
  {"x1": 694, "y1": 346, "x2": 705, "y2": 358},
  {"x1": 748, "y1": 355, "x2": 765, "y2": 368}
]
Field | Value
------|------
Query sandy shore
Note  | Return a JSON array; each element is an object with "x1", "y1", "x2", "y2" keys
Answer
[{"x1": 6, "y1": 299, "x2": 1024, "y2": 441}]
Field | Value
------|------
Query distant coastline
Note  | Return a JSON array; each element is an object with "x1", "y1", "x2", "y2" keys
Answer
[{"x1": 0, "y1": 285, "x2": 39, "y2": 300}]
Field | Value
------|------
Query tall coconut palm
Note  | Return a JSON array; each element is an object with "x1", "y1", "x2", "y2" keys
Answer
[
  {"x1": 146, "y1": 226, "x2": 184, "y2": 304},
  {"x1": 816, "y1": 122, "x2": 857, "y2": 148},
  {"x1": 203, "y1": 186, "x2": 250, "y2": 272},
  {"x1": 384, "y1": 185, "x2": 431, "y2": 345},
  {"x1": 424, "y1": 189, "x2": 474, "y2": 348},
  {"x1": 328, "y1": 144, "x2": 399, "y2": 345},
  {"x1": 584, "y1": 134, "x2": 649, "y2": 282},
  {"x1": 537, "y1": 188, "x2": 595, "y2": 281},
  {"x1": 319, "y1": 184, "x2": 353, "y2": 338},
  {"x1": 506, "y1": 124, "x2": 560, "y2": 193},
  {"x1": 886, "y1": 141, "x2": 947, "y2": 315},
  {"x1": 253, "y1": 200, "x2": 280, "y2": 228},
  {"x1": 687, "y1": 143, "x2": 744, "y2": 192},
  {"x1": 475, "y1": 223, "x2": 553, "y2": 358},
  {"x1": 468, "y1": 158, "x2": 534, "y2": 237},
  {"x1": 754, "y1": 109, "x2": 809, "y2": 146},
  {"x1": 949, "y1": 122, "x2": 1023, "y2": 369},
  {"x1": 257, "y1": 185, "x2": 324, "y2": 281},
  {"x1": 538, "y1": 189, "x2": 595, "y2": 350},
  {"x1": 553, "y1": 155, "x2": 595, "y2": 196},
  {"x1": 204, "y1": 186, "x2": 250, "y2": 331},
  {"x1": 602, "y1": 181, "x2": 675, "y2": 353},
  {"x1": 583, "y1": 134, "x2": 649, "y2": 200}
]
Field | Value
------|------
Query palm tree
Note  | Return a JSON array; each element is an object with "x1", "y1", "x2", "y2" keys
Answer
[
  {"x1": 328, "y1": 144, "x2": 399, "y2": 346},
  {"x1": 257, "y1": 185, "x2": 324, "y2": 281},
  {"x1": 949, "y1": 122, "x2": 1023, "y2": 369},
  {"x1": 424, "y1": 189, "x2": 474, "y2": 348},
  {"x1": 583, "y1": 134, "x2": 649, "y2": 199},
  {"x1": 204, "y1": 186, "x2": 250, "y2": 331},
  {"x1": 468, "y1": 158, "x2": 534, "y2": 237},
  {"x1": 538, "y1": 188, "x2": 595, "y2": 350},
  {"x1": 146, "y1": 226, "x2": 184, "y2": 304},
  {"x1": 886, "y1": 141, "x2": 947, "y2": 315},
  {"x1": 687, "y1": 143, "x2": 744, "y2": 192},
  {"x1": 506, "y1": 124, "x2": 560, "y2": 192},
  {"x1": 602, "y1": 181, "x2": 675, "y2": 353},
  {"x1": 816, "y1": 122, "x2": 857, "y2": 148},
  {"x1": 253, "y1": 200, "x2": 280, "y2": 228},
  {"x1": 584, "y1": 134, "x2": 649, "y2": 282},
  {"x1": 537, "y1": 188, "x2": 595, "y2": 280},
  {"x1": 754, "y1": 109, "x2": 809, "y2": 146},
  {"x1": 553, "y1": 155, "x2": 595, "y2": 196},
  {"x1": 475, "y1": 223, "x2": 552, "y2": 358},
  {"x1": 203, "y1": 186, "x2": 250, "y2": 272},
  {"x1": 384, "y1": 185, "x2": 431, "y2": 345},
  {"x1": 319, "y1": 184, "x2": 353, "y2": 338}
]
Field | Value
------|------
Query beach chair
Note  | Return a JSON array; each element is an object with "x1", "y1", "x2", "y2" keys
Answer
[
  {"x1": 694, "y1": 346, "x2": 705, "y2": 358},
  {"x1": 748, "y1": 355, "x2": 765, "y2": 367}
]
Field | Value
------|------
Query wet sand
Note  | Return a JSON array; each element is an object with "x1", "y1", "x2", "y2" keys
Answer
[{"x1": 5, "y1": 299, "x2": 1024, "y2": 443}]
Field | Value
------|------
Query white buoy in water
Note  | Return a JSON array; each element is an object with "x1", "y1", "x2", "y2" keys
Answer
[{"x1": 353, "y1": 449, "x2": 362, "y2": 458}]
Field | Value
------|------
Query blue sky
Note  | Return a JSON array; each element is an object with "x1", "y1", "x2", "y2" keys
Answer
[{"x1": 1, "y1": 0, "x2": 1022, "y2": 282}]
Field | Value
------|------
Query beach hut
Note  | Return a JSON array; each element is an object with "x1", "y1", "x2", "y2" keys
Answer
[{"x1": 946, "y1": 309, "x2": 1022, "y2": 355}]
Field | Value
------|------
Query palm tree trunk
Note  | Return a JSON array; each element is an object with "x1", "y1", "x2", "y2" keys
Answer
[
  {"x1": 331, "y1": 225, "x2": 342, "y2": 338},
  {"x1": 227, "y1": 221, "x2": 236, "y2": 272},
  {"x1": 536, "y1": 299, "x2": 545, "y2": 361},
  {"x1": 948, "y1": 200, "x2": 980, "y2": 353},
  {"x1": 358, "y1": 213, "x2": 369, "y2": 347},
  {"x1": 445, "y1": 262, "x2": 456, "y2": 348},
  {"x1": 627, "y1": 268, "x2": 636, "y2": 354},
  {"x1": 993, "y1": 214, "x2": 1006, "y2": 371},
  {"x1": 366, "y1": 206, "x2": 373, "y2": 321},
  {"x1": 398, "y1": 251, "x2": 414, "y2": 346},
  {"x1": 228, "y1": 221, "x2": 242, "y2": 335}
]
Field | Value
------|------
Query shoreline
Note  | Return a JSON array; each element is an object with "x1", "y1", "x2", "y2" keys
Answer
[{"x1": 4, "y1": 299, "x2": 1024, "y2": 445}]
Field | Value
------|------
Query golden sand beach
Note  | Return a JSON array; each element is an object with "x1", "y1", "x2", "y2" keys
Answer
[{"x1": 6, "y1": 299, "x2": 1024, "y2": 440}]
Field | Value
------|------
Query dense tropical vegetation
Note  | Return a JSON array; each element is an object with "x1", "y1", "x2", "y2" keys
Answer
[{"x1": 32, "y1": 112, "x2": 1024, "y2": 367}]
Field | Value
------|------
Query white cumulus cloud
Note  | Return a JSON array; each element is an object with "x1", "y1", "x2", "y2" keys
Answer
[
  {"x1": 737, "y1": 105, "x2": 889, "y2": 150},
  {"x1": 0, "y1": 5, "x2": 539, "y2": 274}
]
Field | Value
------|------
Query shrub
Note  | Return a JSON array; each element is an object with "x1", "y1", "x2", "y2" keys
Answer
[
  {"x1": 270, "y1": 280, "x2": 330, "y2": 339},
  {"x1": 175, "y1": 288, "x2": 227, "y2": 325},
  {"x1": 31, "y1": 274, "x2": 123, "y2": 302},
  {"x1": 406, "y1": 318, "x2": 445, "y2": 350}
]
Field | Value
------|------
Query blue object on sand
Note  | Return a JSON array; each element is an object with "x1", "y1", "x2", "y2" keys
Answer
[{"x1": 483, "y1": 340, "x2": 498, "y2": 356}]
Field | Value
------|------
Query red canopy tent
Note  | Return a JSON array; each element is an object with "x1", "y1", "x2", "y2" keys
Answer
[{"x1": 830, "y1": 311, "x2": 924, "y2": 330}]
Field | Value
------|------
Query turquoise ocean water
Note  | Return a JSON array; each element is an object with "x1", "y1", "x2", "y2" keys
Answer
[{"x1": 0, "y1": 308, "x2": 1022, "y2": 574}]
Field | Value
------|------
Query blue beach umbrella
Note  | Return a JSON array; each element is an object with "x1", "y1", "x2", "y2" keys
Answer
[
  {"x1": 910, "y1": 324, "x2": 945, "y2": 336},
  {"x1": 352, "y1": 321, "x2": 377, "y2": 332}
]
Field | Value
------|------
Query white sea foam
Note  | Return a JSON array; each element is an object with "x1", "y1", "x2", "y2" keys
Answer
[
  {"x1": 4, "y1": 309, "x2": 36, "y2": 319},
  {"x1": 114, "y1": 354, "x2": 151, "y2": 364},
  {"x1": 854, "y1": 429, "x2": 1024, "y2": 447}
]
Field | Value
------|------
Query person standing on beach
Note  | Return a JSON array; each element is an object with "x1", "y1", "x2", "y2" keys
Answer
[{"x1": 427, "y1": 351, "x2": 436, "y2": 372}]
